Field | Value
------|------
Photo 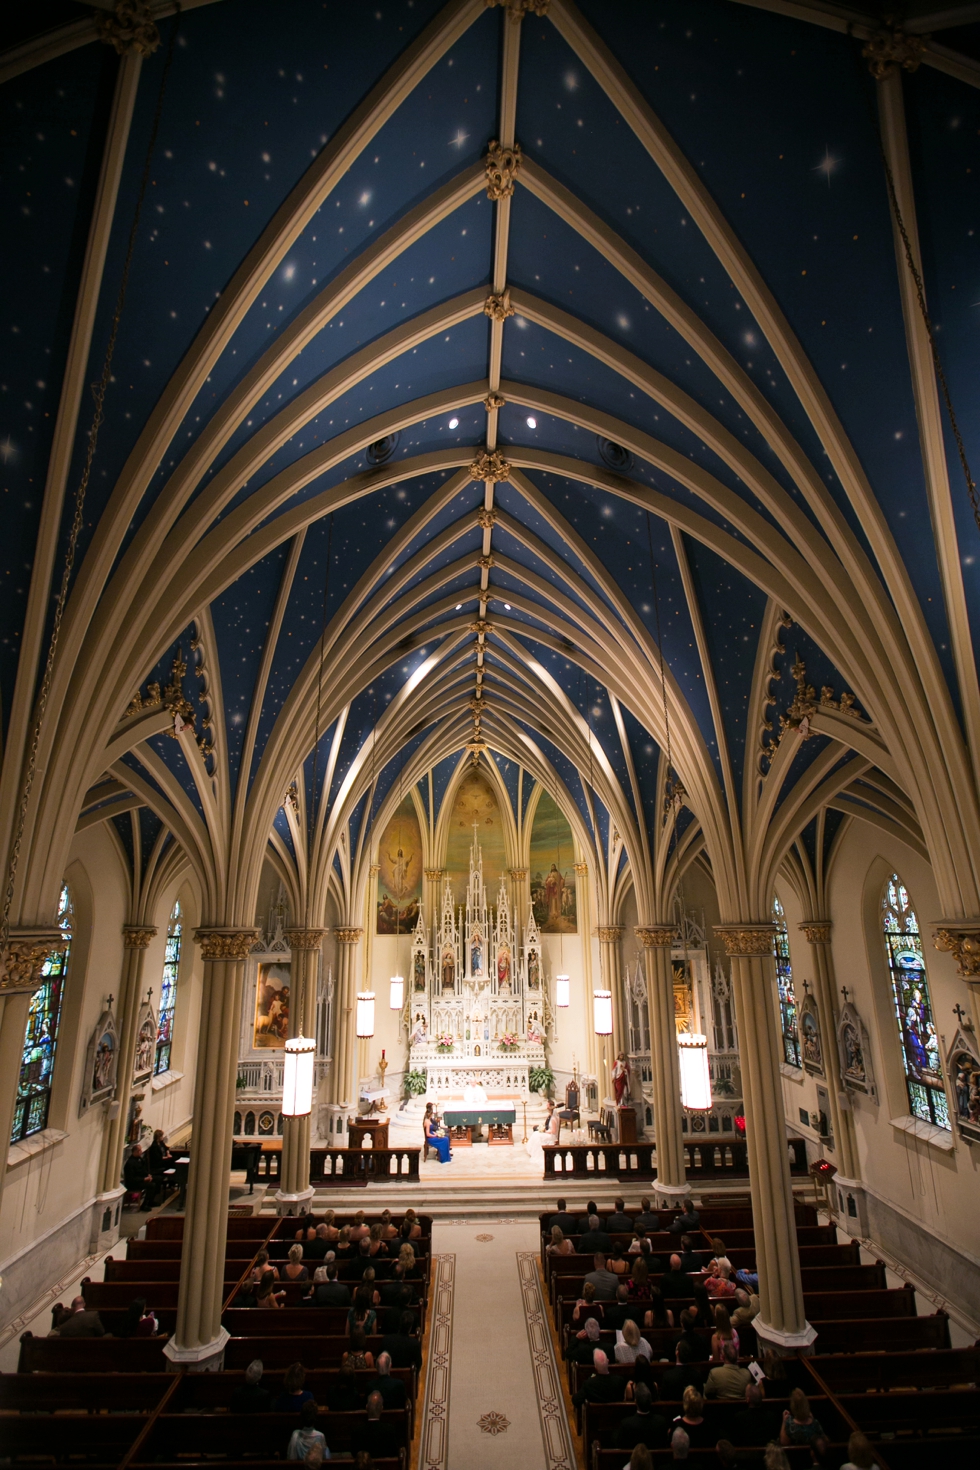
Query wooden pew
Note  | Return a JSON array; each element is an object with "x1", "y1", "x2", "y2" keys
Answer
[
  {"x1": 592, "y1": 1448, "x2": 823, "y2": 1469},
  {"x1": 137, "y1": 1408, "x2": 409, "y2": 1461},
  {"x1": 811, "y1": 1313, "x2": 950, "y2": 1353},
  {"x1": 18, "y1": 1333, "x2": 170, "y2": 1373},
  {"x1": 144, "y1": 1211, "x2": 432, "y2": 1241},
  {"x1": 0, "y1": 1415, "x2": 145, "y2": 1463},
  {"x1": 813, "y1": 1346, "x2": 980, "y2": 1393},
  {"x1": 219, "y1": 1304, "x2": 425, "y2": 1337},
  {"x1": 582, "y1": 1393, "x2": 849, "y2": 1447},
  {"x1": 105, "y1": 1253, "x2": 431, "y2": 1284}
]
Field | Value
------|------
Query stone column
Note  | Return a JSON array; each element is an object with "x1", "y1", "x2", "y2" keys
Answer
[
  {"x1": 100, "y1": 926, "x2": 157, "y2": 1199},
  {"x1": 165, "y1": 927, "x2": 258, "y2": 1370},
  {"x1": 636, "y1": 926, "x2": 689, "y2": 1201},
  {"x1": 0, "y1": 929, "x2": 65, "y2": 1209},
  {"x1": 276, "y1": 928, "x2": 325, "y2": 1214},
  {"x1": 715, "y1": 925, "x2": 815, "y2": 1352},
  {"x1": 798, "y1": 921, "x2": 860, "y2": 1199},
  {"x1": 331, "y1": 927, "x2": 363, "y2": 1132},
  {"x1": 424, "y1": 869, "x2": 444, "y2": 923}
]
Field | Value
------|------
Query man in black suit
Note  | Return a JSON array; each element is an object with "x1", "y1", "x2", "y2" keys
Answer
[
  {"x1": 350, "y1": 1391, "x2": 399, "y2": 1460},
  {"x1": 380, "y1": 1262, "x2": 415, "y2": 1306},
  {"x1": 548, "y1": 1198, "x2": 580, "y2": 1235},
  {"x1": 577, "y1": 1215, "x2": 613, "y2": 1255},
  {"x1": 605, "y1": 1284, "x2": 643, "y2": 1333},
  {"x1": 310, "y1": 1263, "x2": 349, "y2": 1307},
  {"x1": 380, "y1": 1310, "x2": 423, "y2": 1371},
  {"x1": 668, "y1": 1199, "x2": 700, "y2": 1233},
  {"x1": 613, "y1": 1383, "x2": 667, "y2": 1449},
  {"x1": 605, "y1": 1196, "x2": 633, "y2": 1232},
  {"x1": 56, "y1": 1297, "x2": 105, "y2": 1338},
  {"x1": 660, "y1": 1253, "x2": 693, "y2": 1298},
  {"x1": 571, "y1": 1349, "x2": 625, "y2": 1407},
  {"x1": 634, "y1": 1197, "x2": 660, "y2": 1232},
  {"x1": 678, "y1": 1308, "x2": 711, "y2": 1363},
  {"x1": 677, "y1": 1234, "x2": 703, "y2": 1273},
  {"x1": 659, "y1": 1339, "x2": 703, "y2": 1403},
  {"x1": 304, "y1": 1225, "x2": 329, "y2": 1261},
  {"x1": 230, "y1": 1359, "x2": 271, "y2": 1412},
  {"x1": 731, "y1": 1382, "x2": 780, "y2": 1447},
  {"x1": 367, "y1": 1352, "x2": 407, "y2": 1409}
]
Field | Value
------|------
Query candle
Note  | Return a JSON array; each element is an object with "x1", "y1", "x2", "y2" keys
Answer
[{"x1": 381, "y1": 1049, "x2": 385, "y2": 1059}]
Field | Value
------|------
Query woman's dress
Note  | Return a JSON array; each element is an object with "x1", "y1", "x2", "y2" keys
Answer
[{"x1": 425, "y1": 1122, "x2": 451, "y2": 1164}]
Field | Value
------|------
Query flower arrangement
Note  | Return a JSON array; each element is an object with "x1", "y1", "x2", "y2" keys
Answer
[
  {"x1": 435, "y1": 1033, "x2": 455, "y2": 1054},
  {"x1": 499, "y1": 1031, "x2": 520, "y2": 1053}
]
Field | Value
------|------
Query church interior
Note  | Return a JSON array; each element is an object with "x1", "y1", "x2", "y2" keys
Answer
[{"x1": 2, "y1": 0, "x2": 980, "y2": 1464}]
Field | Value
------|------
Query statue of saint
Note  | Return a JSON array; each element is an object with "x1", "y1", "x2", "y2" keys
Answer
[{"x1": 613, "y1": 1051, "x2": 631, "y2": 1105}]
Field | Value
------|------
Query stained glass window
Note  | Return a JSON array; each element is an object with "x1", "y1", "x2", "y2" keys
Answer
[
  {"x1": 881, "y1": 875, "x2": 948, "y2": 1128},
  {"x1": 155, "y1": 900, "x2": 182, "y2": 1076},
  {"x1": 773, "y1": 896, "x2": 800, "y2": 1068},
  {"x1": 11, "y1": 883, "x2": 72, "y2": 1144}
]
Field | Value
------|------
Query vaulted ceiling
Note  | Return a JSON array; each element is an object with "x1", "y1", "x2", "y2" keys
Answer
[{"x1": 3, "y1": 0, "x2": 980, "y2": 927}]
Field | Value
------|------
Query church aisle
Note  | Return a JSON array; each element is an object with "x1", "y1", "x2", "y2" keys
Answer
[{"x1": 419, "y1": 1222, "x2": 575, "y2": 1470}]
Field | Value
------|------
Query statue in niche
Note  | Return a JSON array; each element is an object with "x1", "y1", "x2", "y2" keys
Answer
[
  {"x1": 441, "y1": 947, "x2": 455, "y2": 994},
  {"x1": 800, "y1": 995, "x2": 824, "y2": 1075},
  {"x1": 413, "y1": 950, "x2": 426, "y2": 993},
  {"x1": 497, "y1": 946, "x2": 512, "y2": 995},
  {"x1": 471, "y1": 939, "x2": 483, "y2": 977},
  {"x1": 411, "y1": 1015, "x2": 427, "y2": 1045},
  {"x1": 527, "y1": 951, "x2": 540, "y2": 990}
]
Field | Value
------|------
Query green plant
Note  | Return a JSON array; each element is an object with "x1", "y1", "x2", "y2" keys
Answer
[
  {"x1": 529, "y1": 1065, "x2": 554, "y2": 1094},
  {"x1": 405, "y1": 1069, "x2": 428, "y2": 1096},
  {"x1": 235, "y1": 1075, "x2": 247, "y2": 1090}
]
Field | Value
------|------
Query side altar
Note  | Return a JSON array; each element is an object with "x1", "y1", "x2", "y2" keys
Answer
[{"x1": 403, "y1": 831, "x2": 549, "y2": 1106}]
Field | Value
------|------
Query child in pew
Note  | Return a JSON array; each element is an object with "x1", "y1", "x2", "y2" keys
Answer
[{"x1": 287, "y1": 1402, "x2": 329, "y2": 1461}]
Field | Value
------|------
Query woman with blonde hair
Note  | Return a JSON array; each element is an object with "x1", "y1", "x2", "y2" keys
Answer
[
  {"x1": 671, "y1": 1385, "x2": 711, "y2": 1448},
  {"x1": 779, "y1": 1387, "x2": 825, "y2": 1447},
  {"x1": 614, "y1": 1316, "x2": 653, "y2": 1364},
  {"x1": 626, "y1": 1448, "x2": 652, "y2": 1470},
  {"x1": 283, "y1": 1243, "x2": 309, "y2": 1282},
  {"x1": 841, "y1": 1430, "x2": 879, "y2": 1469},
  {"x1": 398, "y1": 1241, "x2": 415, "y2": 1271},
  {"x1": 547, "y1": 1225, "x2": 574, "y2": 1255},
  {"x1": 367, "y1": 1222, "x2": 388, "y2": 1256},
  {"x1": 350, "y1": 1209, "x2": 368, "y2": 1242},
  {"x1": 379, "y1": 1208, "x2": 398, "y2": 1240},
  {"x1": 709, "y1": 1304, "x2": 739, "y2": 1362},
  {"x1": 321, "y1": 1209, "x2": 339, "y2": 1241},
  {"x1": 403, "y1": 1208, "x2": 422, "y2": 1239}
]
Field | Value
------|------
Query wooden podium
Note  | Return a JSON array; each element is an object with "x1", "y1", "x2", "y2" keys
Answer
[
  {"x1": 348, "y1": 1116, "x2": 389, "y2": 1150},
  {"x1": 616, "y1": 1106, "x2": 637, "y2": 1145}
]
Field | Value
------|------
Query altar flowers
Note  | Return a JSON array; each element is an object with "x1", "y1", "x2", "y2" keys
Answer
[
  {"x1": 499, "y1": 1031, "x2": 519, "y2": 1053},
  {"x1": 435, "y1": 1033, "x2": 455, "y2": 1054}
]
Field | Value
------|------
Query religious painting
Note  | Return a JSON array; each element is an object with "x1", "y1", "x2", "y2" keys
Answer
[
  {"x1": 800, "y1": 995, "x2": 824, "y2": 1076},
  {"x1": 132, "y1": 996, "x2": 157, "y2": 1083},
  {"x1": 946, "y1": 1029, "x2": 980, "y2": 1144},
  {"x1": 837, "y1": 999, "x2": 876, "y2": 1100},
  {"x1": 253, "y1": 961, "x2": 290, "y2": 1048},
  {"x1": 376, "y1": 796, "x2": 423, "y2": 934},
  {"x1": 445, "y1": 768, "x2": 506, "y2": 899},
  {"x1": 79, "y1": 1006, "x2": 118, "y2": 1115},
  {"x1": 529, "y1": 791, "x2": 577, "y2": 933}
]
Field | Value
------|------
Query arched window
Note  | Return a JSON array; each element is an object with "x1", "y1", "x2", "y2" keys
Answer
[
  {"x1": 773, "y1": 896, "x2": 800, "y2": 1068},
  {"x1": 11, "y1": 883, "x2": 72, "y2": 1144},
  {"x1": 881, "y1": 875, "x2": 948, "y2": 1128},
  {"x1": 155, "y1": 900, "x2": 182, "y2": 1076}
]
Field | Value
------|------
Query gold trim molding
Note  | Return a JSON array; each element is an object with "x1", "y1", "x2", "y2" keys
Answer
[
  {"x1": 285, "y1": 928, "x2": 326, "y2": 950},
  {"x1": 485, "y1": 0, "x2": 551, "y2": 20},
  {"x1": 424, "y1": 869, "x2": 444, "y2": 882},
  {"x1": 934, "y1": 923, "x2": 980, "y2": 978},
  {"x1": 485, "y1": 139, "x2": 522, "y2": 200},
  {"x1": 483, "y1": 289, "x2": 515, "y2": 322},
  {"x1": 714, "y1": 925, "x2": 776, "y2": 957},
  {"x1": 334, "y1": 927, "x2": 364, "y2": 945},
  {"x1": 863, "y1": 27, "x2": 926, "y2": 80},
  {"x1": 97, "y1": 0, "x2": 160, "y2": 57},
  {"x1": 469, "y1": 450, "x2": 512, "y2": 483},
  {"x1": 122, "y1": 926, "x2": 157, "y2": 950},
  {"x1": 635, "y1": 926, "x2": 675, "y2": 948},
  {"x1": 0, "y1": 929, "x2": 66, "y2": 994},
  {"x1": 596, "y1": 926, "x2": 624, "y2": 943},
  {"x1": 799, "y1": 921, "x2": 832, "y2": 945},
  {"x1": 509, "y1": 868, "x2": 528, "y2": 881},
  {"x1": 573, "y1": 862, "x2": 588, "y2": 875},
  {"x1": 484, "y1": 392, "x2": 505, "y2": 412},
  {"x1": 194, "y1": 929, "x2": 260, "y2": 962}
]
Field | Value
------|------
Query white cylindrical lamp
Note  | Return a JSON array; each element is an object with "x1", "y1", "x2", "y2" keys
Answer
[
  {"x1": 678, "y1": 1032, "x2": 712, "y2": 1111},
  {"x1": 282, "y1": 1034, "x2": 316, "y2": 1117},
  {"x1": 389, "y1": 974, "x2": 404, "y2": 1010},
  {"x1": 555, "y1": 974, "x2": 570, "y2": 1008},
  {"x1": 593, "y1": 988, "x2": 613, "y2": 1036},
  {"x1": 356, "y1": 991, "x2": 376, "y2": 1038}
]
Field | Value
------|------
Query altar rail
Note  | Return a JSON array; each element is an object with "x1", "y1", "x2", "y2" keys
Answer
[
  {"x1": 310, "y1": 1147, "x2": 421, "y2": 1184},
  {"x1": 542, "y1": 1138, "x2": 807, "y2": 1181}
]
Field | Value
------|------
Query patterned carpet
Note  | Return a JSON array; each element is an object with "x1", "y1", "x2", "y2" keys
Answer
[{"x1": 417, "y1": 1225, "x2": 576, "y2": 1470}]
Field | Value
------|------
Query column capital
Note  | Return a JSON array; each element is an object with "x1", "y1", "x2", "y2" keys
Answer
[
  {"x1": 635, "y1": 925, "x2": 675, "y2": 948},
  {"x1": 334, "y1": 926, "x2": 364, "y2": 945},
  {"x1": 933, "y1": 921, "x2": 980, "y2": 978},
  {"x1": 194, "y1": 928, "x2": 259, "y2": 961},
  {"x1": 368, "y1": 863, "x2": 380, "y2": 877},
  {"x1": 798, "y1": 920, "x2": 832, "y2": 945},
  {"x1": 573, "y1": 861, "x2": 589, "y2": 875},
  {"x1": 0, "y1": 928, "x2": 65, "y2": 994},
  {"x1": 423, "y1": 869, "x2": 444, "y2": 882},
  {"x1": 509, "y1": 868, "x2": 528, "y2": 881},
  {"x1": 596, "y1": 926, "x2": 624, "y2": 943},
  {"x1": 284, "y1": 928, "x2": 326, "y2": 951},
  {"x1": 714, "y1": 924, "x2": 775, "y2": 957},
  {"x1": 122, "y1": 925, "x2": 158, "y2": 950}
]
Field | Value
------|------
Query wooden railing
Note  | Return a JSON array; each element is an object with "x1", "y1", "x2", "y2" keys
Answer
[
  {"x1": 310, "y1": 1147, "x2": 421, "y2": 1183},
  {"x1": 541, "y1": 1137, "x2": 807, "y2": 1180}
]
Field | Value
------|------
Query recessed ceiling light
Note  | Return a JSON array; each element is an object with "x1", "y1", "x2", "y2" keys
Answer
[
  {"x1": 504, "y1": 603, "x2": 512, "y2": 610},
  {"x1": 526, "y1": 416, "x2": 537, "y2": 428},
  {"x1": 455, "y1": 603, "x2": 462, "y2": 610},
  {"x1": 448, "y1": 417, "x2": 459, "y2": 429}
]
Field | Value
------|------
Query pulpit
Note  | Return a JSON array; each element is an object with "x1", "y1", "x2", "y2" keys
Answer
[
  {"x1": 616, "y1": 1106, "x2": 637, "y2": 1145},
  {"x1": 348, "y1": 1116, "x2": 388, "y2": 1150}
]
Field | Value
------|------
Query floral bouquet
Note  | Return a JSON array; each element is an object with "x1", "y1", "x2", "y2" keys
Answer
[
  {"x1": 499, "y1": 1031, "x2": 520, "y2": 1053},
  {"x1": 435, "y1": 1033, "x2": 455, "y2": 1054}
]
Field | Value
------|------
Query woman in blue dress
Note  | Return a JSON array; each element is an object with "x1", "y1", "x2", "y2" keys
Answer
[{"x1": 424, "y1": 1105, "x2": 452, "y2": 1164}]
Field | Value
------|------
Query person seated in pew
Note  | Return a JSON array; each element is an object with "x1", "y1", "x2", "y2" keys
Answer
[
  {"x1": 122, "y1": 1143, "x2": 153, "y2": 1208},
  {"x1": 572, "y1": 1347, "x2": 625, "y2": 1406},
  {"x1": 641, "y1": 1284, "x2": 674, "y2": 1332},
  {"x1": 569, "y1": 1316, "x2": 604, "y2": 1365},
  {"x1": 615, "y1": 1318, "x2": 654, "y2": 1365},
  {"x1": 660, "y1": 1254, "x2": 693, "y2": 1299},
  {"x1": 678, "y1": 1309, "x2": 710, "y2": 1364},
  {"x1": 669, "y1": 1427, "x2": 690, "y2": 1461},
  {"x1": 731, "y1": 1287, "x2": 760, "y2": 1329},
  {"x1": 349, "y1": 1210, "x2": 369, "y2": 1243},
  {"x1": 779, "y1": 1388, "x2": 825, "y2": 1449},
  {"x1": 381, "y1": 1285, "x2": 413, "y2": 1334},
  {"x1": 335, "y1": 1227, "x2": 353, "y2": 1260},
  {"x1": 810, "y1": 1434, "x2": 844, "y2": 1469},
  {"x1": 671, "y1": 1386, "x2": 714, "y2": 1449},
  {"x1": 765, "y1": 1448, "x2": 792, "y2": 1470},
  {"x1": 379, "y1": 1209, "x2": 399, "y2": 1241},
  {"x1": 287, "y1": 1401, "x2": 329, "y2": 1462},
  {"x1": 585, "y1": 1252, "x2": 619, "y2": 1300},
  {"x1": 284, "y1": 1243, "x2": 310, "y2": 1282},
  {"x1": 52, "y1": 1295, "x2": 106, "y2": 1338},
  {"x1": 549, "y1": 1198, "x2": 580, "y2": 1236},
  {"x1": 366, "y1": 1223, "x2": 389, "y2": 1257},
  {"x1": 677, "y1": 1236, "x2": 702, "y2": 1275},
  {"x1": 730, "y1": 1381, "x2": 780, "y2": 1448},
  {"x1": 305, "y1": 1226, "x2": 330, "y2": 1262},
  {"x1": 274, "y1": 1362, "x2": 315, "y2": 1414},
  {"x1": 341, "y1": 1238, "x2": 374, "y2": 1280},
  {"x1": 624, "y1": 1354, "x2": 655, "y2": 1403},
  {"x1": 669, "y1": 1200, "x2": 701, "y2": 1234},
  {"x1": 256, "y1": 1271, "x2": 286, "y2": 1308},
  {"x1": 606, "y1": 1196, "x2": 634, "y2": 1232},
  {"x1": 379, "y1": 1262, "x2": 414, "y2": 1306},
  {"x1": 703, "y1": 1262, "x2": 736, "y2": 1298},
  {"x1": 320, "y1": 1210, "x2": 340, "y2": 1241},
  {"x1": 605, "y1": 1283, "x2": 640, "y2": 1333},
  {"x1": 637, "y1": 1238, "x2": 663, "y2": 1273},
  {"x1": 342, "y1": 1328, "x2": 375, "y2": 1372},
  {"x1": 401, "y1": 1208, "x2": 423, "y2": 1240},
  {"x1": 613, "y1": 1382, "x2": 667, "y2": 1449},
  {"x1": 609, "y1": 1245, "x2": 630, "y2": 1276},
  {"x1": 735, "y1": 1267, "x2": 759, "y2": 1292},
  {"x1": 350, "y1": 1391, "x2": 398, "y2": 1461},
  {"x1": 715, "y1": 1442, "x2": 738, "y2": 1470},
  {"x1": 397, "y1": 1241, "x2": 416, "y2": 1273},
  {"x1": 660, "y1": 1340, "x2": 703, "y2": 1403},
  {"x1": 360, "y1": 1267, "x2": 382, "y2": 1307},
  {"x1": 627, "y1": 1229, "x2": 648, "y2": 1256},
  {"x1": 702, "y1": 1238, "x2": 732, "y2": 1275},
  {"x1": 626, "y1": 1256, "x2": 653, "y2": 1301},
  {"x1": 231, "y1": 1359, "x2": 272, "y2": 1413},
  {"x1": 634, "y1": 1197, "x2": 660, "y2": 1233},
  {"x1": 252, "y1": 1250, "x2": 279, "y2": 1283},
  {"x1": 547, "y1": 1225, "x2": 576, "y2": 1256},
  {"x1": 307, "y1": 1263, "x2": 350, "y2": 1308},
  {"x1": 578, "y1": 1214, "x2": 614, "y2": 1255},
  {"x1": 327, "y1": 1359, "x2": 365, "y2": 1412},
  {"x1": 347, "y1": 1285, "x2": 377, "y2": 1336},
  {"x1": 705, "y1": 1341, "x2": 751, "y2": 1400},
  {"x1": 367, "y1": 1351, "x2": 407, "y2": 1409},
  {"x1": 709, "y1": 1305, "x2": 740, "y2": 1364},
  {"x1": 840, "y1": 1430, "x2": 877, "y2": 1470},
  {"x1": 380, "y1": 1309, "x2": 422, "y2": 1372}
]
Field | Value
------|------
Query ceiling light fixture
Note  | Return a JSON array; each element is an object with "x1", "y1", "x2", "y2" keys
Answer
[
  {"x1": 448, "y1": 417, "x2": 459, "y2": 429},
  {"x1": 282, "y1": 1035, "x2": 316, "y2": 1116},
  {"x1": 593, "y1": 988, "x2": 613, "y2": 1036},
  {"x1": 356, "y1": 992, "x2": 376, "y2": 1038},
  {"x1": 556, "y1": 974, "x2": 570, "y2": 1008},
  {"x1": 678, "y1": 1033, "x2": 712, "y2": 1111},
  {"x1": 526, "y1": 416, "x2": 537, "y2": 428}
]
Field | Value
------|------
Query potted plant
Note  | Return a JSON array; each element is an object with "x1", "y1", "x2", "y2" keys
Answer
[
  {"x1": 435, "y1": 1033, "x2": 455, "y2": 1054},
  {"x1": 499, "y1": 1031, "x2": 519, "y2": 1054},
  {"x1": 529, "y1": 1065, "x2": 554, "y2": 1094},
  {"x1": 405, "y1": 1069, "x2": 428, "y2": 1096}
]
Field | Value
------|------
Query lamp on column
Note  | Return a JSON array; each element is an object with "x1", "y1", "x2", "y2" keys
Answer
[
  {"x1": 389, "y1": 974, "x2": 404, "y2": 1010},
  {"x1": 678, "y1": 1032, "x2": 711, "y2": 1111},
  {"x1": 282, "y1": 1034, "x2": 316, "y2": 1117},
  {"x1": 555, "y1": 974, "x2": 570, "y2": 1008},
  {"x1": 356, "y1": 991, "x2": 376, "y2": 1038},
  {"x1": 593, "y1": 988, "x2": 613, "y2": 1036}
]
